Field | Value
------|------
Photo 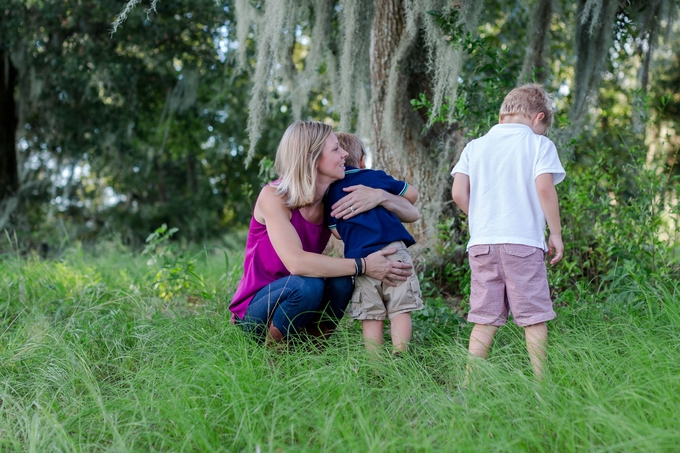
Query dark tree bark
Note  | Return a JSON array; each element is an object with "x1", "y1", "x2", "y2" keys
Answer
[
  {"x1": 370, "y1": 0, "x2": 405, "y2": 162},
  {"x1": 520, "y1": 0, "x2": 554, "y2": 84},
  {"x1": 571, "y1": 0, "x2": 619, "y2": 121},
  {"x1": 186, "y1": 152, "x2": 197, "y2": 196},
  {"x1": 155, "y1": 156, "x2": 167, "y2": 203},
  {"x1": 0, "y1": 45, "x2": 19, "y2": 201}
]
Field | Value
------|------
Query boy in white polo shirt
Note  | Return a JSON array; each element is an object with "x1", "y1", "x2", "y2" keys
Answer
[{"x1": 451, "y1": 84, "x2": 566, "y2": 380}]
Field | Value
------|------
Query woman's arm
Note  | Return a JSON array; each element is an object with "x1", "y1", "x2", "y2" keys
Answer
[
  {"x1": 330, "y1": 185, "x2": 420, "y2": 222},
  {"x1": 256, "y1": 185, "x2": 411, "y2": 284}
]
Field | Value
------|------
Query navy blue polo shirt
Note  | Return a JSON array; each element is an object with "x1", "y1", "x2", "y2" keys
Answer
[{"x1": 324, "y1": 166, "x2": 415, "y2": 258}]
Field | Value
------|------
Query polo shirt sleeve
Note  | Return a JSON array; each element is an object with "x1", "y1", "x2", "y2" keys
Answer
[
  {"x1": 323, "y1": 189, "x2": 339, "y2": 230},
  {"x1": 535, "y1": 138, "x2": 566, "y2": 185},
  {"x1": 451, "y1": 143, "x2": 471, "y2": 177},
  {"x1": 370, "y1": 170, "x2": 408, "y2": 196}
]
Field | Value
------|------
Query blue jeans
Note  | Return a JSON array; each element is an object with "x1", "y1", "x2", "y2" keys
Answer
[{"x1": 240, "y1": 276, "x2": 353, "y2": 338}]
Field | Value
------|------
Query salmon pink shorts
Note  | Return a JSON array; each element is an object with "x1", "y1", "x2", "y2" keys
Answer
[{"x1": 467, "y1": 243, "x2": 555, "y2": 327}]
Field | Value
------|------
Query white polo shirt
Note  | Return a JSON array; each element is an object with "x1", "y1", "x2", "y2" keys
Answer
[{"x1": 451, "y1": 123, "x2": 566, "y2": 251}]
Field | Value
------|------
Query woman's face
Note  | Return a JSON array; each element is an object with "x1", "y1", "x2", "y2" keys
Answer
[{"x1": 316, "y1": 133, "x2": 348, "y2": 181}]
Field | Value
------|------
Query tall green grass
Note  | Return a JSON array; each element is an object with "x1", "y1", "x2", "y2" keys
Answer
[{"x1": 1, "y1": 243, "x2": 679, "y2": 452}]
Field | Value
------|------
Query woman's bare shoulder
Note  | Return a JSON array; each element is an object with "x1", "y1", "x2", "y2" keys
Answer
[
  {"x1": 258, "y1": 184, "x2": 285, "y2": 206},
  {"x1": 255, "y1": 184, "x2": 290, "y2": 224}
]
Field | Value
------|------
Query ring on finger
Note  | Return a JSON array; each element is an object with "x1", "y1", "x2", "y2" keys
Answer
[{"x1": 350, "y1": 205, "x2": 354, "y2": 213}]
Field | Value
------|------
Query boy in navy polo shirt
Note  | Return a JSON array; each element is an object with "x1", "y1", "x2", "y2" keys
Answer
[{"x1": 325, "y1": 133, "x2": 423, "y2": 354}]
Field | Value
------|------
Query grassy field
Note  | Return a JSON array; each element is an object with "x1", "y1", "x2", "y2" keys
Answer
[{"x1": 1, "y1": 241, "x2": 679, "y2": 452}]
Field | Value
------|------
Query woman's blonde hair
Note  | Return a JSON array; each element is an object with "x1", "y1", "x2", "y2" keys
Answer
[
  {"x1": 273, "y1": 121, "x2": 333, "y2": 209},
  {"x1": 499, "y1": 83, "x2": 553, "y2": 127}
]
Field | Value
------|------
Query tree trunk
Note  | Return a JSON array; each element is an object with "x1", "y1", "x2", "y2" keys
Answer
[
  {"x1": 186, "y1": 152, "x2": 197, "y2": 196},
  {"x1": 519, "y1": 0, "x2": 553, "y2": 84},
  {"x1": 155, "y1": 156, "x2": 167, "y2": 203},
  {"x1": 632, "y1": 1, "x2": 662, "y2": 135},
  {"x1": 571, "y1": 0, "x2": 619, "y2": 122},
  {"x1": 370, "y1": 0, "x2": 460, "y2": 253},
  {"x1": 370, "y1": 0, "x2": 404, "y2": 164},
  {"x1": 0, "y1": 45, "x2": 19, "y2": 201}
]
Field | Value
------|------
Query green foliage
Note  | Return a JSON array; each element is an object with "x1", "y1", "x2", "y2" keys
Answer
[
  {"x1": 142, "y1": 223, "x2": 195, "y2": 300},
  {"x1": 411, "y1": 296, "x2": 467, "y2": 344},
  {"x1": 411, "y1": 9, "x2": 517, "y2": 136},
  {"x1": 416, "y1": 217, "x2": 471, "y2": 314},
  {"x1": 553, "y1": 86, "x2": 679, "y2": 295},
  {"x1": 140, "y1": 223, "x2": 246, "y2": 303},
  {"x1": 142, "y1": 223, "x2": 179, "y2": 256},
  {"x1": 556, "y1": 146, "x2": 672, "y2": 290}
]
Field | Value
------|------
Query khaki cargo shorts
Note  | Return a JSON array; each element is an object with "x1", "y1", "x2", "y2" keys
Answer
[
  {"x1": 349, "y1": 241, "x2": 424, "y2": 321},
  {"x1": 468, "y1": 243, "x2": 555, "y2": 327}
]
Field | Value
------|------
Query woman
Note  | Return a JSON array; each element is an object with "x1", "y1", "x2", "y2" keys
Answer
[{"x1": 230, "y1": 121, "x2": 418, "y2": 344}]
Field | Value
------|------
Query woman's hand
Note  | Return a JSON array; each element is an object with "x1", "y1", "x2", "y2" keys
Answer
[
  {"x1": 330, "y1": 185, "x2": 385, "y2": 220},
  {"x1": 364, "y1": 248, "x2": 412, "y2": 286}
]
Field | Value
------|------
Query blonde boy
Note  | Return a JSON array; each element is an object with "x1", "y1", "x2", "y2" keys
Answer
[
  {"x1": 325, "y1": 133, "x2": 423, "y2": 354},
  {"x1": 451, "y1": 84, "x2": 565, "y2": 379}
]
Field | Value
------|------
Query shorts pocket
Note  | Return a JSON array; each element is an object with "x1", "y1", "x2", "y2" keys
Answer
[
  {"x1": 408, "y1": 276, "x2": 422, "y2": 298},
  {"x1": 468, "y1": 245, "x2": 490, "y2": 257},
  {"x1": 349, "y1": 289, "x2": 363, "y2": 319},
  {"x1": 504, "y1": 244, "x2": 537, "y2": 258},
  {"x1": 408, "y1": 277, "x2": 424, "y2": 309}
]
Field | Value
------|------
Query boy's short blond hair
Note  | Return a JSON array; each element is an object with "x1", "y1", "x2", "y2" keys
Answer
[
  {"x1": 336, "y1": 132, "x2": 365, "y2": 168},
  {"x1": 499, "y1": 83, "x2": 553, "y2": 127}
]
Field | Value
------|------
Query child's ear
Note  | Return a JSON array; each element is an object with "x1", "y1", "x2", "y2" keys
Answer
[
  {"x1": 359, "y1": 154, "x2": 366, "y2": 169},
  {"x1": 534, "y1": 112, "x2": 545, "y2": 125}
]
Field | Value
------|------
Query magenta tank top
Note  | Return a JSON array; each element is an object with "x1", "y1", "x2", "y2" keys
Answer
[{"x1": 229, "y1": 209, "x2": 331, "y2": 320}]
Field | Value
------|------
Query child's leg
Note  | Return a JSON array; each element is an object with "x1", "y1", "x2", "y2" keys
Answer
[
  {"x1": 524, "y1": 322, "x2": 548, "y2": 379},
  {"x1": 389, "y1": 313, "x2": 412, "y2": 353},
  {"x1": 468, "y1": 323, "x2": 498, "y2": 358},
  {"x1": 362, "y1": 319, "x2": 384, "y2": 352},
  {"x1": 379, "y1": 243, "x2": 422, "y2": 355},
  {"x1": 463, "y1": 323, "x2": 499, "y2": 389}
]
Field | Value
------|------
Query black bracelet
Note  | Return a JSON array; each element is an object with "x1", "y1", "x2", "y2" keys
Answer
[
  {"x1": 354, "y1": 258, "x2": 362, "y2": 277},
  {"x1": 361, "y1": 257, "x2": 367, "y2": 276}
]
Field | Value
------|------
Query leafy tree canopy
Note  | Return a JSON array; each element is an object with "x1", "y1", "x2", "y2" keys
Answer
[{"x1": 2, "y1": 0, "x2": 292, "y2": 246}]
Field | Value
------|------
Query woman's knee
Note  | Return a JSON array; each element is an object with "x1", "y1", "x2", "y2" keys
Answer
[
  {"x1": 283, "y1": 276, "x2": 325, "y2": 309},
  {"x1": 326, "y1": 276, "x2": 354, "y2": 296}
]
